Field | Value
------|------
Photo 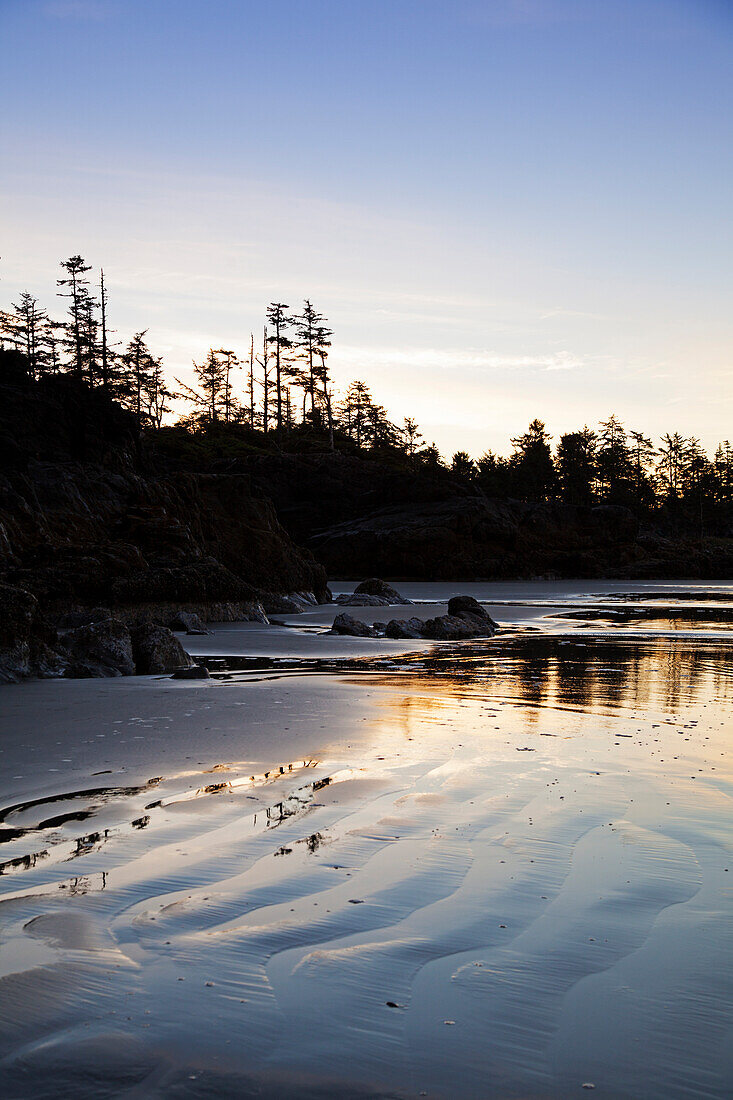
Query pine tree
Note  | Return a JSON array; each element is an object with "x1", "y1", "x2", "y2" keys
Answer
[
  {"x1": 57, "y1": 255, "x2": 92, "y2": 379},
  {"x1": 266, "y1": 302, "x2": 294, "y2": 433}
]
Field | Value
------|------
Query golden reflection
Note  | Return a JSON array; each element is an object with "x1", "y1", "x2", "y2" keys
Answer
[{"x1": 345, "y1": 636, "x2": 733, "y2": 719}]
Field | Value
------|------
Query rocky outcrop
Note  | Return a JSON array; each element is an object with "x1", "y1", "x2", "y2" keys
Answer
[
  {"x1": 329, "y1": 613, "x2": 379, "y2": 637},
  {"x1": 0, "y1": 371, "x2": 330, "y2": 644},
  {"x1": 61, "y1": 618, "x2": 136, "y2": 678},
  {"x1": 172, "y1": 664, "x2": 210, "y2": 680},
  {"x1": 0, "y1": 583, "x2": 39, "y2": 682},
  {"x1": 330, "y1": 596, "x2": 498, "y2": 642},
  {"x1": 354, "y1": 579, "x2": 410, "y2": 603},
  {"x1": 334, "y1": 593, "x2": 393, "y2": 607},
  {"x1": 383, "y1": 617, "x2": 426, "y2": 639},
  {"x1": 310, "y1": 498, "x2": 646, "y2": 580},
  {"x1": 386, "y1": 596, "x2": 498, "y2": 641},
  {"x1": 334, "y1": 578, "x2": 411, "y2": 607},
  {"x1": 261, "y1": 591, "x2": 321, "y2": 615},
  {"x1": 131, "y1": 623, "x2": 194, "y2": 674},
  {"x1": 168, "y1": 610, "x2": 209, "y2": 634}
]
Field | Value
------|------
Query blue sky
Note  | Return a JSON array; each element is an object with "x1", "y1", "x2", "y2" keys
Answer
[{"x1": 1, "y1": 0, "x2": 731, "y2": 456}]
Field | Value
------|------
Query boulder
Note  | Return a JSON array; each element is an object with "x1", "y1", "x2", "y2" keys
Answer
[
  {"x1": 384, "y1": 617, "x2": 427, "y2": 639},
  {"x1": 168, "y1": 610, "x2": 209, "y2": 634},
  {"x1": 171, "y1": 664, "x2": 210, "y2": 679},
  {"x1": 447, "y1": 595, "x2": 498, "y2": 632},
  {"x1": 422, "y1": 614, "x2": 485, "y2": 641},
  {"x1": 61, "y1": 618, "x2": 135, "y2": 677},
  {"x1": 334, "y1": 593, "x2": 392, "y2": 607},
  {"x1": 132, "y1": 623, "x2": 194, "y2": 674},
  {"x1": 262, "y1": 591, "x2": 320, "y2": 615},
  {"x1": 329, "y1": 613, "x2": 379, "y2": 637},
  {"x1": 0, "y1": 583, "x2": 37, "y2": 682},
  {"x1": 354, "y1": 579, "x2": 410, "y2": 604}
]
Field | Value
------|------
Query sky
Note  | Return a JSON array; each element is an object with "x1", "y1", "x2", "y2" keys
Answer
[{"x1": 1, "y1": 0, "x2": 731, "y2": 458}]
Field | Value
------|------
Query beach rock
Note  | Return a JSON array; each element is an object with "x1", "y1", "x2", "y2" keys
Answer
[
  {"x1": 330, "y1": 613, "x2": 379, "y2": 637},
  {"x1": 171, "y1": 664, "x2": 210, "y2": 679},
  {"x1": 421, "y1": 614, "x2": 487, "y2": 641},
  {"x1": 447, "y1": 595, "x2": 499, "y2": 633},
  {"x1": 131, "y1": 623, "x2": 194, "y2": 674},
  {"x1": 58, "y1": 607, "x2": 113, "y2": 630},
  {"x1": 168, "y1": 610, "x2": 209, "y2": 634},
  {"x1": 261, "y1": 590, "x2": 320, "y2": 614},
  {"x1": 0, "y1": 583, "x2": 37, "y2": 682},
  {"x1": 61, "y1": 618, "x2": 135, "y2": 677},
  {"x1": 384, "y1": 617, "x2": 427, "y2": 639},
  {"x1": 354, "y1": 578, "x2": 411, "y2": 604},
  {"x1": 334, "y1": 593, "x2": 392, "y2": 607}
]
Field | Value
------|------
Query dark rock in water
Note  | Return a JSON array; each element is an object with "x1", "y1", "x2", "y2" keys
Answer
[
  {"x1": 330, "y1": 613, "x2": 379, "y2": 637},
  {"x1": 421, "y1": 614, "x2": 489, "y2": 641},
  {"x1": 446, "y1": 595, "x2": 499, "y2": 634},
  {"x1": 168, "y1": 610, "x2": 209, "y2": 634},
  {"x1": 447, "y1": 595, "x2": 494, "y2": 622},
  {"x1": 61, "y1": 618, "x2": 135, "y2": 677},
  {"x1": 132, "y1": 623, "x2": 194, "y2": 674},
  {"x1": 334, "y1": 593, "x2": 392, "y2": 607},
  {"x1": 261, "y1": 590, "x2": 320, "y2": 614},
  {"x1": 385, "y1": 617, "x2": 427, "y2": 639},
  {"x1": 171, "y1": 664, "x2": 210, "y2": 679},
  {"x1": 354, "y1": 578, "x2": 411, "y2": 604}
]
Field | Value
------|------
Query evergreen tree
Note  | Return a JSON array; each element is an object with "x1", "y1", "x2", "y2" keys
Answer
[
  {"x1": 510, "y1": 419, "x2": 556, "y2": 501},
  {"x1": 57, "y1": 255, "x2": 92, "y2": 379},
  {"x1": 266, "y1": 302, "x2": 294, "y2": 433},
  {"x1": 556, "y1": 427, "x2": 596, "y2": 505}
]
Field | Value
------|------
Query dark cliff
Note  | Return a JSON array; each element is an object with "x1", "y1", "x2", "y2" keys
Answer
[{"x1": 0, "y1": 364, "x2": 329, "y2": 621}]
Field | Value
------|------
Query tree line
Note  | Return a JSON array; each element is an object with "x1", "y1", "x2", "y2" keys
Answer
[{"x1": 1, "y1": 255, "x2": 731, "y2": 525}]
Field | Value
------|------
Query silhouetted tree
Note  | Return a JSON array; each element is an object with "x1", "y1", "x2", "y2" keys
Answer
[
  {"x1": 266, "y1": 302, "x2": 294, "y2": 433},
  {"x1": 451, "y1": 451, "x2": 476, "y2": 482},
  {"x1": 556, "y1": 427, "x2": 596, "y2": 505},
  {"x1": 57, "y1": 255, "x2": 92, "y2": 379},
  {"x1": 510, "y1": 419, "x2": 556, "y2": 501},
  {"x1": 295, "y1": 299, "x2": 326, "y2": 418},
  {"x1": 403, "y1": 417, "x2": 423, "y2": 467}
]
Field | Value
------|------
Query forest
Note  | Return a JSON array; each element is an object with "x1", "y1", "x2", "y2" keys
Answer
[{"x1": 2, "y1": 254, "x2": 731, "y2": 532}]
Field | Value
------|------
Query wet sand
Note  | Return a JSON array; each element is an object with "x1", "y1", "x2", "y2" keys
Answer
[{"x1": 0, "y1": 583, "x2": 731, "y2": 1098}]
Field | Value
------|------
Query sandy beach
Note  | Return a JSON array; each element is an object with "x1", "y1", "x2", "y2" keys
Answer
[{"x1": 0, "y1": 582, "x2": 731, "y2": 1098}]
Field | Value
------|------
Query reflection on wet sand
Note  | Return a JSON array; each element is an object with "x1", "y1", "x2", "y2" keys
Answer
[{"x1": 0, "y1": 623, "x2": 731, "y2": 1098}]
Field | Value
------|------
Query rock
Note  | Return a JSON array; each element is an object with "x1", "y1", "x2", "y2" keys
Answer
[
  {"x1": 0, "y1": 583, "x2": 37, "y2": 682},
  {"x1": 168, "y1": 610, "x2": 209, "y2": 634},
  {"x1": 131, "y1": 623, "x2": 194, "y2": 674},
  {"x1": 422, "y1": 614, "x2": 486, "y2": 641},
  {"x1": 384, "y1": 617, "x2": 427, "y2": 639},
  {"x1": 329, "y1": 613, "x2": 379, "y2": 637},
  {"x1": 0, "y1": 368, "x2": 330, "y2": 622},
  {"x1": 61, "y1": 618, "x2": 135, "y2": 677},
  {"x1": 354, "y1": 579, "x2": 410, "y2": 603},
  {"x1": 308, "y1": 497, "x2": 654, "y2": 581},
  {"x1": 447, "y1": 595, "x2": 499, "y2": 633},
  {"x1": 261, "y1": 590, "x2": 320, "y2": 614},
  {"x1": 58, "y1": 607, "x2": 113, "y2": 629},
  {"x1": 334, "y1": 593, "x2": 392, "y2": 607},
  {"x1": 171, "y1": 664, "x2": 210, "y2": 679}
]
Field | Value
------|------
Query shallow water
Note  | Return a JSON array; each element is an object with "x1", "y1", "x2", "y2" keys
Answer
[{"x1": 0, "y1": 583, "x2": 731, "y2": 1098}]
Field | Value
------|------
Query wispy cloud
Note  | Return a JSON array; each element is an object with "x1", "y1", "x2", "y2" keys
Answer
[{"x1": 336, "y1": 346, "x2": 586, "y2": 375}]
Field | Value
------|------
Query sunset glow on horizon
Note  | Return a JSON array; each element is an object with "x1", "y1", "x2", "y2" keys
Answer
[{"x1": 1, "y1": 0, "x2": 731, "y2": 457}]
